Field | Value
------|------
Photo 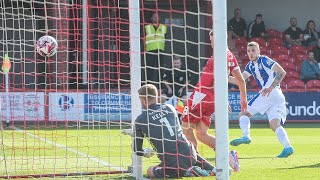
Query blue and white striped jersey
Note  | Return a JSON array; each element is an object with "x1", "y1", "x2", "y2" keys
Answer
[{"x1": 244, "y1": 55, "x2": 279, "y2": 89}]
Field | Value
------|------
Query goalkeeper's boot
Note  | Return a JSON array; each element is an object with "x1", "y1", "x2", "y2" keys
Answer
[
  {"x1": 230, "y1": 136, "x2": 251, "y2": 146},
  {"x1": 277, "y1": 147, "x2": 294, "y2": 158},
  {"x1": 229, "y1": 150, "x2": 240, "y2": 172},
  {"x1": 191, "y1": 166, "x2": 210, "y2": 177}
]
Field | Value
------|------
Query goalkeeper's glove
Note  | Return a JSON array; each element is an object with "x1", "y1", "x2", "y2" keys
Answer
[
  {"x1": 143, "y1": 148, "x2": 155, "y2": 158},
  {"x1": 122, "y1": 129, "x2": 134, "y2": 137}
]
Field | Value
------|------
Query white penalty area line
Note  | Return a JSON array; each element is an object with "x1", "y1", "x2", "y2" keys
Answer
[{"x1": 14, "y1": 127, "x2": 125, "y2": 171}]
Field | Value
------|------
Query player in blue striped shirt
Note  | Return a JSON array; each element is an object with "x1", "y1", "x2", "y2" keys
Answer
[{"x1": 228, "y1": 41, "x2": 294, "y2": 158}]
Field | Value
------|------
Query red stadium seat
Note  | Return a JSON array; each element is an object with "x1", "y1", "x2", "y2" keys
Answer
[
  {"x1": 266, "y1": 28, "x2": 282, "y2": 38},
  {"x1": 281, "y1": 61, "x2": 297, "y2": 71},
  {"x1": 285, "y1": 76, "x2": 300, "y2": 83},
  {"x1": 250, "y1": 37, "x2": 266, "y2": 46},
  {"x1": 296, "y1": 63, "x2": 301, "y2": 73},
  {"x1": 285, "y1": 71, "x2": 300, "y2": 81},
  {"x1": 271, "y1": 45, "x2": 289, "y2": 55},
  {"x1": 306, "y1": 80, "x2": 320, "y2": 89},
  {"x1": 236, "y1": 44, "x2": 247, "y2": 53},
  {"x1": 239, "y1": 51, "x2": 249, "y2": 60},
  {"x1": 307, "y1": 45, "x2": 315, "y2": 51},
  {"x1": 290, "y1": 45, "x2": 306, "y2": 55},
  {"x1": 287, "y1": 79, "x2": 305, "y2": 89},
  {"x1": 293, "y1": 53, "x2": 307, "y2": 63},
  {"x1": 234, "y1": 37, "x2": 247, "y2": 46},
  {"x1": 268, "y1": 37, "x2": 283, "y2": 47},
  {"x1": 274, "y1": 54, "x2": 292, "y2": 63},
  {"x1": 261, "y1": 50, "x2": 272, "y2": 57},
  {"x1": 259, "y1": 44, "x2": 271, "y2": 56},
  {"x1": 241, "y1": 58, "x2": 250, "y2": 69},
  {"x1": 280, "y1": 80, "x2": 287, "y2": 89}
]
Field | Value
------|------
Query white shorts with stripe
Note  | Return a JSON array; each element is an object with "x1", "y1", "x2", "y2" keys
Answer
[{"x1": 247, "y1": 87, "x2": 287, "y2": 124}]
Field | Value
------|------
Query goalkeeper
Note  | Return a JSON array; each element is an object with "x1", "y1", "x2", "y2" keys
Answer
[{"x1": 132, "y1": 84, "x2": 216, "y2": 178}]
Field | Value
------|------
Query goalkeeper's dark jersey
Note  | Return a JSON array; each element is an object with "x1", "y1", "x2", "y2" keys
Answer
[{"x1": 134, "y1": 103, "x2": 195, "y2": 162}]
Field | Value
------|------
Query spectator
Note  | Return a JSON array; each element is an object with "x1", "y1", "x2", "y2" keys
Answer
[
  {"x1": 302, "y1": 20, "x2": 319, "y2": 47},
  {"x1": 312, "y1": 39, "x2": 320, "y2": 64},
  {"x1": 144, "y1": 12, "x2": 167, "y2": 88},
  {"x1": 228, "y1": 8, "x2": 247, "y2": 39},
  {"x1": 300, "y1": 50, "x2": 320, "y2": 83},
  {"x1": 283, "y1": 17, "x2": 303, "y2": 48},
  {"x1": 247, "y1": 14, "x2": 266, "y2": 39},
  {"x1": 161, "y1": 55, "x2": 191, "y2": 104}
]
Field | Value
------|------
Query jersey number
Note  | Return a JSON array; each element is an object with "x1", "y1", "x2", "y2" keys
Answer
[{"x1": 159, "y1": 117, "x2": 175, "y2": 136}]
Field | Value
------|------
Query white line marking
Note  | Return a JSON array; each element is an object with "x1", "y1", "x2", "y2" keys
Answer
[{"x1": 14, "y1": 127, "x2": 125, "y2": 171}]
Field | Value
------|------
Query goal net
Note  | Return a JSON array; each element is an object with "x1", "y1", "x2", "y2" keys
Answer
[{"x1": 0, "y1": 0, "x2": 227, "y2": 179}]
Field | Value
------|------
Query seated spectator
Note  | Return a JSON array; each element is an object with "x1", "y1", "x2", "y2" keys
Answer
[
  {"x1": 284, "y1": 17, "x2": 304, "y2": 48},
  {"x1": 300, "y1": 50, "x2": 320, "y2": 83},
  {"x1": 302, "y1": 20, "x2": 319, "y2": 47},
  {"x1": 228, "y1": 8, "x2": 247, "y2": 39},
  {"x1": 247, "y1": 14, "x2": 266, "y2": 38},
  {"x1": 161, "y1": 55, "x2": 191, "y2": 104},
  {"x1": 313, "y1": 39, "x2": 320, "y2": 64}
]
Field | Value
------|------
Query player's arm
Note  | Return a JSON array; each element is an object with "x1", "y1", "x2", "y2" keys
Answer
[
  {"x1": 231, "y1": 68, "x2": 247, "y2": 106},
  {"x1": 231, "y1": 68, "x2": 248, "y2": 112},
  {"x1": 228, "y1": 71, "x2": 249, "y2": 85},
  {"x1": 133, "y1": 123, "x2": 144, "y2": 156},
  {"x1": 261, "y1": 63, "x2": 286, "y2": 96},
  {"x1": 270, "y1": 63, "x2": 286, "y2": 89}
]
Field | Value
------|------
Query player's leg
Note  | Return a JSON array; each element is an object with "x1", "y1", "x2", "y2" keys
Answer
[
  {"x1": 230, "y1": 111, "x2": 253, "y2": 146},
  {"x1": 267, "y1": 106, "x2": 293, "y2": 158},
  {"x1": 147, "y1": 166, "x2": 156, "y2": 178},
  {"x1": 148, "y1": 162, "x2": 178, "y2": 178},
  {"x1": 181, "y1": 121, "x2": 198, "y2": 150},
  {"x1": 195, "y1": 153, "x2": 215, "y2": 171},
  {"x1": 194, "y1": 119, "x2": 216, "y2": 149},
  {"x1": 230, "y1": 93, "x2": 267, "y2": 146}
]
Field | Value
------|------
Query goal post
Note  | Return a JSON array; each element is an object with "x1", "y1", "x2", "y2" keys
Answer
[
  {"x1": 212, "y1": 0, "x2": 230, "y2": 179},
  {"x1": 128, "y1": 0, "x2": 143, "y2": 179}
]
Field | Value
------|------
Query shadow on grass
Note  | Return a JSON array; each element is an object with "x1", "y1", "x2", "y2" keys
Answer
[{"x1": 277, "y1": 163, "x2": 320, "y2": 170}]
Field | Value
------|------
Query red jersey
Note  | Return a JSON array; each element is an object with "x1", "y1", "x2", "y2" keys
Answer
[{"x1": 194, "y1": 49, "x2": 239, "y2": 99}]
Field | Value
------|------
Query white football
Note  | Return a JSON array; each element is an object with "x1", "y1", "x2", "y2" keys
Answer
[{"x1": 36, "y1": 35, "x2": 58, "y2": 57}]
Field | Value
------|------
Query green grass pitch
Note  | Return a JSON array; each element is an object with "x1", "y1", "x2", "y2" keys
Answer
[{"x1": 0, "y1": 123, "x2": 319, "y2": 179}]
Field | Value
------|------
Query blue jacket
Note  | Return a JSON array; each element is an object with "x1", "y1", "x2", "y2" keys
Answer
[{"x1": 300, "y1": 60, "x2": 320, "y2": 79}]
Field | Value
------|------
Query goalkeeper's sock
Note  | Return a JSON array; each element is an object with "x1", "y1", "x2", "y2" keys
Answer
[
  {"x1": 239, "y1": 115, "x2": 250, "y2": 138},
  {"x1": 275, "y1": 126, "x2": 291, "y2": 148}
]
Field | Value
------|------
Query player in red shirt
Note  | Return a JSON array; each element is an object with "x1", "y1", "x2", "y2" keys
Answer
[{"x1": 181, "y1": 30, "x2": 248, "y2": 152}]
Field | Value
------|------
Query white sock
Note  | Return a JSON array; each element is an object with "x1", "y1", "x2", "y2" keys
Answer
[
  {"x1": 212, "y1": 167, "x2": 217, "y2": 174},
  {"x1": 239, "y1": 115, "x2": 250, "y2": 138},
  {"x1": 275, "y1": 126, "x2": 291, "y2": 148}
]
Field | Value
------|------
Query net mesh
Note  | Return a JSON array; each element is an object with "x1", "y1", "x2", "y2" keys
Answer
[{"x1": 0, "y1": 0, "x2": 214, "y2": 178}]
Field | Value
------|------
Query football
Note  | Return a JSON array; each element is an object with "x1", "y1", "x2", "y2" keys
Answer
[{"x1": 36, "y1": 35, "x2": 58, "y2": 57}]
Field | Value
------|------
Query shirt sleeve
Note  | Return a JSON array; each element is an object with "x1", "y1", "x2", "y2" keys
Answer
[
  {"x1": 244, "y1": 63, "x2": 252, "y2": 75},
  {"x1": 134, "y1": 116, "x2": 145, "y2": 156},
  {"x1": 198, "y1": 59, "x2": 214, "y2": 87},
  {"x1": 228, "y1": 50, "x2": 239, "y2": 72},
  {"x1": 262, "y1": 56, "x2": 276, "y2": 69}
]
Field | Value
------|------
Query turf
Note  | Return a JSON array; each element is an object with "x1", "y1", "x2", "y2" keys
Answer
[{"x1": 0, "y1": 123, "x2": 319, "y2": 179}]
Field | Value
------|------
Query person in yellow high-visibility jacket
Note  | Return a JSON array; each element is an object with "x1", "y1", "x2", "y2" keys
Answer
[{"x1": 144, "y1": 12, "x2": 167, "y2": 88}]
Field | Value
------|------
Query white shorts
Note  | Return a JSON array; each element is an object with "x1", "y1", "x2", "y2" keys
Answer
[{"x1": 247, "y1": 87, "x2": 287, "y2": 124}]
